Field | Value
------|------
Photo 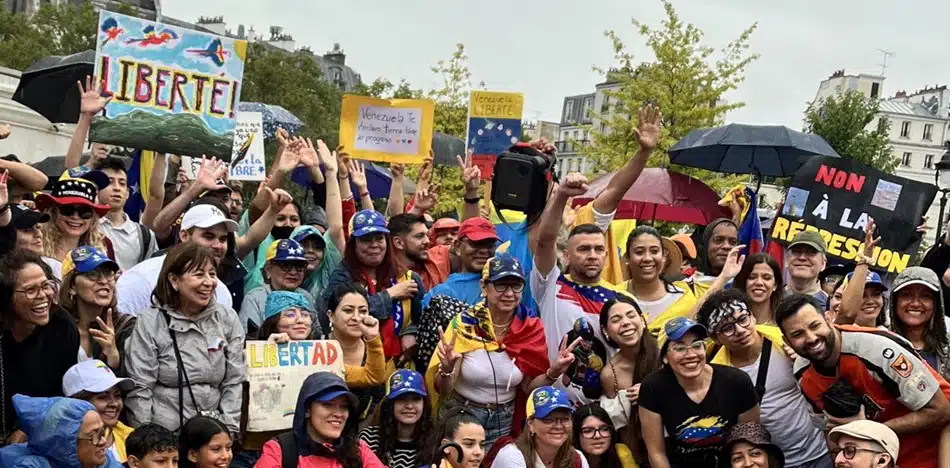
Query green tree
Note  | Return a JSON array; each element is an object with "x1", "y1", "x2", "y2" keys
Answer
[
  {"x1": 586, "y1": 1, "x2": 758, "y2": 194},
  {"x1": 803, "y1": 89, "x2": 895, "y2": 174},
  {"x1": 352, "y1": 77, "x2": 422, "y2": 99}
]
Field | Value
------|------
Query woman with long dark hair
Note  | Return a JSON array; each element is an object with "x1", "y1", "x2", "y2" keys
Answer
[
  {"x1": 491, "y1": 386, "x2": 588, "y2": 468},
  {"x1": 179, "y1": 416, "x2": 233, "y2": 468},
  {"x1": 598, "y1": 295, "x2": 660, "y2": 464},
  {"x1": 257, "y1": 372, "x2": 385, "y2": 468},
  {"x1": 572, "y1": 404, "x2": 636, "y2": 468},
  {"x1": 733, "y1": 253, "x2": 784, "y2": 325},
  {"x1": 359, "y1": 369, "x2": 433, "y2": 468},
  {"x1": 888, "y1": 267, "x2": 950, "y2": 379}
]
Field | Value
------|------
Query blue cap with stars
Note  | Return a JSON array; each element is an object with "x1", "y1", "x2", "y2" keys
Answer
[
  {"x1": 386, "y1": 369, "x2": 427, "y2": 400},
  {"x1": 350, "y1": 209, "x2": 390, "y2": 238},
  {"x1": 62, "y1": 246, "x2": 118, "y2": 278},
  {"x1": 484, "y1": 253, "x2": 525, "y2": 282},
  {"x1": 527, "y1": 386, "x2": 574, "y2": 419},
  {"x1": 265, "y1": 239, "x2": 307, "y2": 263}
]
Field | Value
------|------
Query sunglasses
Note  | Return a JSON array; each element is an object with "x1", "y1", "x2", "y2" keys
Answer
[{"x1": 59, "y1": 205, "x2": 94, "y2": 219}]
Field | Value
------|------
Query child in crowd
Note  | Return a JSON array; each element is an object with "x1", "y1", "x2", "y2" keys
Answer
[{"x1": 125, "y1": 424, "x2": 179, "y2": 468}]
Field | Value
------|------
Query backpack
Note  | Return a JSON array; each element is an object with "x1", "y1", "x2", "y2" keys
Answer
[
  {"x1": 277, "y1": 432, "x2": 298, "y2": 468},
  {"x1": 137, "y1": 223, "x2": 153, "y2": 263}
]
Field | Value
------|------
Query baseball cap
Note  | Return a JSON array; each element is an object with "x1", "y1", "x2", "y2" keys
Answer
[
  {"x1": 308, "y1": 373, "x2": 359, "y2": 408},
  {"x1": 265, "y1": 239, "x2": 307, "y2": 263},
  {"x1": 431, "y1": 218, "x2": 460, "y2": 232},
  {"x1": 62, "y1": 246, "x2": 118, "y2": 278},
  {"x1": 200, "y1": 179, "x2": 233, "y2": 197},
  {"x1": 8, "y1": 204, "x2": 50, "y2": 229},
  {"x1": 181, "y1": 204, "x2": 239, "y2": 232},
  {"x1": 526, "y1": 386, "x2": 573, "y2": 419},
  {"x1": 350, "y1": 210, "x2": 390, "y2": 238},
  {"x1": 292, "y1": 225, "x2": 327, "y2": 249},
  {"x1": 484, "y1": 253, "x2": 525, "y2": 282},
  {"x1": 664, "y1": 317, "x2": 708, "y2": 342},
  {"x1": 386, "y1": 369, "x2": 427, "y2": 400},
  {"x1": 62, "y1": 359, "x2": 134, "y2": 397},
  {"x1": 844, "y1": 271, "x2": 887, "y2": 291},
  {"x1": 892, "y1": 266, "x2": 941, "y2": 294},
  {"x1": 788, "y1": 231, "x2": 827, "y2": 254},
  {"x1": 457, "y1": 217, "x2": 498, "y2": 243},
  {"x1": 829, "y1": 420, "x2": 899, "y2": 461}
]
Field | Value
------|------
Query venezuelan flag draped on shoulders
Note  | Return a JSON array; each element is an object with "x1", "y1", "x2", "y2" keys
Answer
[
  {"x1": 425, "y1": 301, "x2": 547, "y2": 437},
  {"x1": 708, "y1": 324, "x2": 787, "y2": 365}
]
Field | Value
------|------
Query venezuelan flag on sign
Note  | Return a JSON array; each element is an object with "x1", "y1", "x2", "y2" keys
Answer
[{"x1": 124, "y1": 150, "x2": 156, "y2": 222}]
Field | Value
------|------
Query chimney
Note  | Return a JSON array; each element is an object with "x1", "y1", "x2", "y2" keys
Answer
[
  {"x1": 237, "y1": 24, "x2": 245, "y2": 39},
  {"x1": 324, "y1": 43, "x2": 346, "y2": 66},
  {"x1": 197, "y1": 16, "x2": 227, "y2": 36},
  {"x1": 895, "y1": 90, "x2": 907, "y2": 98}
]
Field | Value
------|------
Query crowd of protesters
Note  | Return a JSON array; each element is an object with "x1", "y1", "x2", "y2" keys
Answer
[{"x1": 0, "y1": 85, "x2": 948, "y2": 468}]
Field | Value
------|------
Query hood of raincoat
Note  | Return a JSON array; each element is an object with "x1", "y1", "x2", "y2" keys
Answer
[
  {"x1": 889, "y1": 267, "x2": 950, "y2": 351},
  {"x1": 700, "y1": 218, "x2": 737, "y2": 276},
  {"x1": 292, "y1": 372, "x2": 358, "y2": 457},
  {"x1": 0, "y1": 394, "x2": 101, "y2": 468}
]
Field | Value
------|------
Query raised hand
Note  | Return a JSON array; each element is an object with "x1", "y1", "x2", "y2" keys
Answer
[
  {"x1": 90, "y1": 311, "x2": 118, "y2": 363},
  {"x1": 277, "y1": 138, "x2": 304, "y2": 174},
  {"x1": 358, "y1": 315, "x2": 380, "y2": 342},
  {"x1": 195, "y1": 156, "x2": 227, "y2": 192},
  {"x1": 417, "y1": 156, "x2": 434, "y2": 192},
  {"x1": 314, "y1": 139, "x2": 337, "y2": 173},
  {"x1": 269, "y1": 188, "x2": 293, "y2": 212},
  {"x1": 437, "y1": 328, "x2": 461, "y2": 373},
  {"x1": 0, "y1": 123, "x2": 10, "y2": 140},
  {"x1": 863, "y1": 217, "x2": 881, "y2": 259},
  {"x1": 414, "y1": 184, "x2": 440, "y2": 213},
  {"x1": 0, "y1": 171, "x2": 10, "y2": 207},
  {"x1": 336, "y1": 146, "x2": 350, "y2": 179},
  {"x1": 719, "y1": 245, "x2": 746, "y2": 280},
  {"x1": 78, "y1": 75, "x2": 112, "y2": 116},
  {"x1": 529, "y1": 137, "x2": 556, "y2": 155},
  {"x1": 390, "y1": 162, "x2": 405, "y2": 180},
  {"x1": 275, "y1": 128, "x2": 289, "y2": 153},
  {"x1": 457, "y1": 150, "x2": 481, "y2": 195},
  {"x1": 549, "y1": 336, "x2": 581, "y2": 377},
  {"x1": 349, "y1": 160, "x2": 368, "y2": 191},
  {"x1": 633, "y1": 104, "x2": 662, "y2": 152},
  {"x1": 297, "y1": 138, "x2": 319, "y2": 169},
  {"x1": 558, "y1": 172, "x2": 589, "y2": 198}
]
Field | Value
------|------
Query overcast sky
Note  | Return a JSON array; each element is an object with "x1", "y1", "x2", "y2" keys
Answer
[{"x1": 162, "y1": 0, "x2": 950, "y2": 130}]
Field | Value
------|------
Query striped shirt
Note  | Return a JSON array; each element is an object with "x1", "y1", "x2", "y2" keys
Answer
[{"x1": 358, "y1": 425, "x2": 421, "y2": 468}]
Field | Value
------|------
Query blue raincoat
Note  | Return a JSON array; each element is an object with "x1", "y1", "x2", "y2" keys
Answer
[{"x1": 0, "y1": 395, "x2": 122, "y2": 468}]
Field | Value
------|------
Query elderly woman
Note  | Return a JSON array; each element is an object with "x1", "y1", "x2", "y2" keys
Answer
[
  {"x1": 240, "y1": 239, "x2": 317, "y2": 336},
  {"x1": 427, "y1": 253, "x2": 571, "y2": 452},
  {"x1": 122, "y1": 243, "x2": 246, "y2": 434},
  {"x1": 491, "y1": 386, "x2": 589, "y2": 468}
]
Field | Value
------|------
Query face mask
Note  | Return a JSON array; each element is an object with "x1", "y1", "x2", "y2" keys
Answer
[{"x1": 271, "y1": 226, "x2": 294, "y2": 240}]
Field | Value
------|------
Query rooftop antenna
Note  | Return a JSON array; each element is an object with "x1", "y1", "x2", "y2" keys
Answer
[{"x1": 877, "y1": 48, "x2": 894, "y2": 76}]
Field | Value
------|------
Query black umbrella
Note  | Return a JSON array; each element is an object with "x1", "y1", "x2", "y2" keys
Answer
[
  {"x1": 13, "y1": 50, "x2": 95, "y2": 124},
  {"x1": 431, "y1": 132, "x2": 464, "y2": 167},
  {"x1": 669, "y1": 123, "x2": 840, "y2": 178}
]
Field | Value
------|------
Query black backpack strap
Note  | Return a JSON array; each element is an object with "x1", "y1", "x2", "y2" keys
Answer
[
  {"x1": 756, "y1": 338, "x2": 772, "y2": 403},
  {"x1": 277, "y1": 432, "x2": 297, "y2": 468},
  {"x1": 138, "y1": 223, "x2": 152, "y2": 263}
]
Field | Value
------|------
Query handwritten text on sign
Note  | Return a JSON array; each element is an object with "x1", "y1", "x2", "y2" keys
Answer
[
  {"x1": 244, "y1": 340, "x2": 344, "y2": 432},
  {"x1": 354, "y1": 106, "x2": 421, "y2": 154},
  {"x1": 338, "y1": 95, "x2": 434, "y2": 164},
  {"x1": 229, "y1": 112, "x2": 266, "y2": 181}
]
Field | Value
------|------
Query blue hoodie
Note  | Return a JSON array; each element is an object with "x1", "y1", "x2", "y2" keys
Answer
[{"x1": 0, "y1": 395, "x2": 122, "y2": 468}]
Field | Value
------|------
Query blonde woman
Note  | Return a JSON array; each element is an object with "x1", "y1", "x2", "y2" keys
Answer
[{"x1": 36, "y1": 173, "x2": 113, "y2": 262}]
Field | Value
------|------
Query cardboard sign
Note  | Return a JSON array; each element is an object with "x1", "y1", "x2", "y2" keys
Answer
[
  {"x1": 244, "y1": 340, "x2": 344, "y2": 432},
  {"x1": 769, "y1": 156, "x2": 936, "y2": 273},
  {"x1": 229, "y1": 112, "x2": 266, "y2": 181},
  {"x1": 339, "y1": 95, "x2": 434, "y2": 164},
  {"x1": 466, "y1": 91, "x2": 524, "y2": 178},
  {"x1": 91, "y1": 11, "x2": 246, "y2": 160}
]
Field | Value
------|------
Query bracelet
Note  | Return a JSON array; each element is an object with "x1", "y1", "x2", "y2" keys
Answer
[
  {"x1": 359, "y1": 191, "x2": 370, "y2": 198},
  {"x1": 439, "y1": 367, "x2": 455, "y2": 378},
  {"x1": 545, "y1": 368, "x2": 560, "y2": 380},
  {"x1": 464, "y1": 196, "x2": 481, "y2": 204}
]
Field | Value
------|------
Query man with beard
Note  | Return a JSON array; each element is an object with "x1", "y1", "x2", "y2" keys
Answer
[
  {"x1": 696, "y1": 218, "x2": 740, "y2": 285},
  {"x1": 389, "y1": 213, "x2": 451, "y2": 290},
  {"x1": 776, "y1": 293, "x2": 950, "y2": 468},
  {"x1": 422, "y1": 217, "x2": 499, "y2": 307},
  {"x1": 784, "y1": 231, "x2": 829, "y2": 310},
  {"x1": 698, "y1": 289, "x2": 831, "y2": 468}
]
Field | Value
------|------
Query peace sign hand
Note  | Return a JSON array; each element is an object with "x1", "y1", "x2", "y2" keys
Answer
[
  {"x1": 457, "y1": 150, "x2": 481, "y2": 194},
  {"x1": 90, "y1": 311, "x2": 119, "y2": 365},
  {"x1": 549, "y1": 336, "x2": 581, "y2": 377},
  {"x1": 437, "y1": 328, "x2": 461, "y2": 374}
]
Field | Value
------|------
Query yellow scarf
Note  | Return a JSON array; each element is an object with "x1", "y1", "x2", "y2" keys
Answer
[{"x1": 626, "y1": 280, "x2": 709, "y2": 345}]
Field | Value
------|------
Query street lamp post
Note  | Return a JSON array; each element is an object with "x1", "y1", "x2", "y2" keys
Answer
[{"x1": 934, "y1": 146, "x2": 950, "y2": 244}]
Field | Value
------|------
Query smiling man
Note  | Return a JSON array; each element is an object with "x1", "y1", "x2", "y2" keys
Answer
[
  {"x1": 422, "y1": 217, "x2": 499, "y2": 307},
  {"x1": 777, "y1": 293, "x2": 950, "y2": 468},
  {"x1": 96, "y1": 157, "x2": 159, "y2": 270},
  {"x1": 785, "y1": 231, "x2": 828, "y2": 310}
]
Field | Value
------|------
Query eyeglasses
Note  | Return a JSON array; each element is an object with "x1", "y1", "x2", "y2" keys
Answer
[
  {"x1": 277, "y1": 263, "x2": 307, "y2": 273},
  {"x1": 77, "y1": 427, "x2": 109, "y2": 445},
  {"x1": 490, "y1": 282, "x2": 525, "y2": 294},
  {"x1": 15, "y1": 280, "x2": 57, "y2": 300},
  {"x1": 537, "y1": 416, "x2": 571, "y2": 427},
  {"x1": 832, "y1": 446, "x2": 882, "y2": 460},
  {"x1": 283, "y1": 310, "x2": 312, "y2": 321},
  {"x1": 823, "y1": 275, "x2": 842, "y2": 285},
  {"x1": 83, "y1": 269, "x2": 117, "y2": 283},
  {"x1": 580, "y1": 426, "x2": 611, "y2": 439},
  {"x1": 59, "y1": 205, "x2": 94, "y2": 219},
  {"x1": 716, "y1": 314, "x2": 752, "y2": 337},
  {"x1": 670, "y1": 341, "x2": 706, "y2": 354}
]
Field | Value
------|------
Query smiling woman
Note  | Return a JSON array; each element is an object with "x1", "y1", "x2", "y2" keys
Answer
[{"x1": 0, "y1": 249, "x2": 80, "y2": 442}]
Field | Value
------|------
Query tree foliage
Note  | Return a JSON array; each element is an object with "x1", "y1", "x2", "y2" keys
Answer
[
  {"x1": 803, "y1": 89, "x2": 895, "y2": 174},
  {"x1": 586, "y1": 0, "x2": 758, "y2": 194}
]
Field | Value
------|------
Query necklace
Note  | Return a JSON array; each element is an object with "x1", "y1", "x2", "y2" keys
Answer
[{"x1": 493, "y1": 317, "x2": 513, "y2": 328}]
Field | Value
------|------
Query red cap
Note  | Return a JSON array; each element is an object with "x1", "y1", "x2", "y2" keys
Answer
[
  {"x1": 431, "y1": 218, "x2": 460, "y2": 232},
  {"x1": 457, "y1": 217, "x2": 498, "y2": 242}
]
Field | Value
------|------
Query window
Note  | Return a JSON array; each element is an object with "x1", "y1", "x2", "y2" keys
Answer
[
  {"x1": 564, "y1": 100, "x2": 575, "y2": 122},
  {"x1": 601, "y1": 97, "x2": 610, "y2": 113},
  {"x1": 901, "y1": 152, "x2": 912, "y2": 167},
  {"x1": 583, "y1": 97, "x2": 593, "y2": 120},
  {"x1": 924, "y1": 124, "x2": 934, "y2": 141},
  {"x1": 871, "y1": 82, "x2": 880, "y2": 99},
  {"x1": 901, "y1": 121, "x2": 911, "y2": 138},
  {"x1": 925, "y1": 154, "x2": 935, "y2": 169}
]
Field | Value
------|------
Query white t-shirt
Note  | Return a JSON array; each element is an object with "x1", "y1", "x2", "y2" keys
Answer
[
  {"x1": 491, "y1": 444, "x2": 589, "y2": 468},
  {"x1": 100, "y1": 214, "x2": 158, "y2": 271},
  {"x1": 116, "y1": 254, "x2": 232, "y2": 316},
  {"x1": 456, "y1": 349, "x2": 523, "y2": 404},
  {"x1": 739, "y1": 346, "x2": 828, "y2": 466},
  {"x1": 636, "y1": 289, "x2": 686, "y2": 326},
  {"x1": 43, "y1": 256, "x2": 62, "y2": 281}
]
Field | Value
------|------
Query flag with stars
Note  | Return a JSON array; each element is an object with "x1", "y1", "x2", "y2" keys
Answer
[
  {"x1": 555, "y1": 274, "x2": 626, "y2": 316},
  {"x1": 124, "y1": 149, "x2": 156, "y2": 222}
]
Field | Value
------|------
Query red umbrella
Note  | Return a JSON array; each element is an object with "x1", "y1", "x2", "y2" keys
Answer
[{"x1": 571, "y1": 168, "x2": 729, "y2": 224}]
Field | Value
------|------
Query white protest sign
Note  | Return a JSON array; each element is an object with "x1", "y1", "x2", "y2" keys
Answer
[
  {"x1": 229, "y1": 112, "x2": 266, "y2": 181},
  {"x1": 354, "y1": 105, "x2": 422, "y2": 154},
  {"x1": 244, "y1": 340, "x2": 344, "y2": 432}
]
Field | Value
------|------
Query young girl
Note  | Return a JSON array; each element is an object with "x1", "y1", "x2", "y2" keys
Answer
[
  {"x1": 360, "y1": 369, "x2": 433, "y2": 468},
  {"x1": 256, "y1": 291, "x2": 319, "y2": 342},
  {"x1": 179, "y1": 416, "x2": 233, "y2": 468},
  {"x1": 424, "y1": 407, "x2": 486, "y2": 468},
  {"x1": 572, "y1": 404, "x2": 636, "y2": 468}
]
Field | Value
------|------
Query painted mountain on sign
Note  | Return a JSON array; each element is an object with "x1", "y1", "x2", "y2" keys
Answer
[{"x1": 90, "y1": 111, "x2": 234, "y2": 160}]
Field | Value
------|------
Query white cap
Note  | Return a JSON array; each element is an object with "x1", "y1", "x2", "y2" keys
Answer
[
  {"x1": 62, "y1": 360, "x2": 134, "y2": 397},
  {"x1": 181, "y1": 204, "x2": 239, "y2": 232}
]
